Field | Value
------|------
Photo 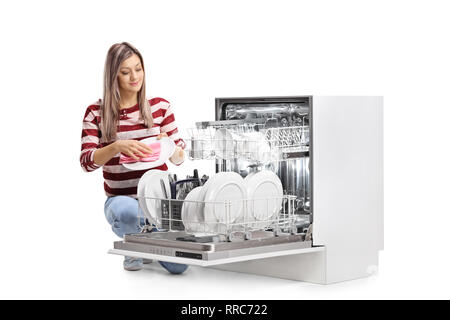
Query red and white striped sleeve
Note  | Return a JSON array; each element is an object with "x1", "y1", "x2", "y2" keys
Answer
[
  {"x1": 80, "y1": 106, "x2": 102, "y2": 172},
  {"x1": 160, "y1": 102, "x2": 186, "y2": 149}
]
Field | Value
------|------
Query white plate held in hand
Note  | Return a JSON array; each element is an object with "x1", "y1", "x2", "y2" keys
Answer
[{"x1": 123, "y1": 137, "x2": 176, "y2": 170}]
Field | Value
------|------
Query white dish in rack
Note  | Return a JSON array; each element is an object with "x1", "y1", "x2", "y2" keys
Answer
[
  {"x1": 213, "y1": 128, "x2": 239, "y2": 159},
  {"x1": 181, "y1": 186, "x2": 202, "y2": 232},
  {"x1": 199, "y1": 172, "x2": 247, "y2": 229},
  {"x1": 213, "y1": 129, "x2": 274, "y2": 161},
  {"x1": 137, "y1": 169, "x2": 171, "y2": 227},
  {"x1": 244, "y1": 170, "x2": 283, "y2": 229}
]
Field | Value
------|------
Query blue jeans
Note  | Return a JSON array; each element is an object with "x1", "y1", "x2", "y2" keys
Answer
[{"x1": 104, "y1": 196, "x2": 188, "y2": 274}]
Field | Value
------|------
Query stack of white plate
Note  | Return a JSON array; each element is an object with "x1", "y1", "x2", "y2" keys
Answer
[
  {"x1": 138, "y1": 169, "x2": 284, "y2": 234},
  {"x1": 181, "y1": 170, "x2": 283, "y2": 234},
  {"x1": 241, "y1": 170, "x2": 283, "y2": 229},
  {"x1": 137, "y1": 169, "x2": 172, "y2": 227},
  {"x1": 181, "y1": 172, "x2": 247, "y2": 234}
]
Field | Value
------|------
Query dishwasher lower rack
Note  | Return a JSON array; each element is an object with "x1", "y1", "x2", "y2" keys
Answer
[
  {"x1": 110, "y1": 194, "x2": 313, "y2": 264},
  {"x1": 137, "y1": 194, "x2": 302, "y2": 237}
]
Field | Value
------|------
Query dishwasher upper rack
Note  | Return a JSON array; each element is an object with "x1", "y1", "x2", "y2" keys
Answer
[
  {"x1": 185, "y1": 124, "x2": 310, "y2": 162},
  {"x1": 136, "y1": 194, "x2": 300, "y2": 240}
]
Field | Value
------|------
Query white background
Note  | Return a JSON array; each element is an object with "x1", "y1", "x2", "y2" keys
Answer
[{"x1": 0, "y1": 0, "x2": 449, "y2": 299}]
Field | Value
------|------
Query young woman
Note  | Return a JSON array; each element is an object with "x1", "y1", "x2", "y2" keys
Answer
[{"x1": 80, "y1": 42, "x2": 188, "y2": 274}]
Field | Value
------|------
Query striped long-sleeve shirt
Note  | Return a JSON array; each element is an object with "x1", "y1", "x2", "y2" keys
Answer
[{"x1": 80, "y1": 97, "x2": 185, "y2": 197}]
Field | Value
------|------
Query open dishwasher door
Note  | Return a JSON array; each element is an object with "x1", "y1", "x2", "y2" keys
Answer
[{"x1": 110, "y1": 231, "x2": 321, "y2": 267}]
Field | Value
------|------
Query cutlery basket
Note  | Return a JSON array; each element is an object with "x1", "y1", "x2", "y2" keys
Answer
[{"x1": 161, "y1": 178, "x2": 206, "y2": 231}]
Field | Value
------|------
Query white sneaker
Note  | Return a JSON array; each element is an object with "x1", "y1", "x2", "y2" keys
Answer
[{"x1": 123, "y1": 257, "x2": 143, "y2": 271}]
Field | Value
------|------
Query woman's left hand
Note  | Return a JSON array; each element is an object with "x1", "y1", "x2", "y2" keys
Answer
[
  {"x1": 158, "y1": 132, "x2": 184, "y2": 164},
  {"x1": 169, "y1": 146, "x2": 185, "y2": 165}
]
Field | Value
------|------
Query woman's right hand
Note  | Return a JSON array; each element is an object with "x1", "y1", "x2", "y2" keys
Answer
[{"x1": 114, "y1": 140, "x2": 153, "y2": 160}]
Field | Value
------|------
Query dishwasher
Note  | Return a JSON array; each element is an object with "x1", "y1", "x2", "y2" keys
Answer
[{"x1": 109, "y1": 95, "x2": 384, "y2": 284}]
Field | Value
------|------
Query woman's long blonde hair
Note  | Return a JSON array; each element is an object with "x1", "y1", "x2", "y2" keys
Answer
[{"x1": 101, "y1": 42, "x2": 153, "y2": 142}]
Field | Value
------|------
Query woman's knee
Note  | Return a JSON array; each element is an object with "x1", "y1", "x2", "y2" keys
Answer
[{"x1": 107, "y1": 196, "x2": 139, "y2": 224}]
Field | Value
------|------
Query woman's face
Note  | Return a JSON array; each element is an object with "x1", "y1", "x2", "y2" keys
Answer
[{"x1": 117, "y1": 53, "x2": 144, "y2": 94}]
